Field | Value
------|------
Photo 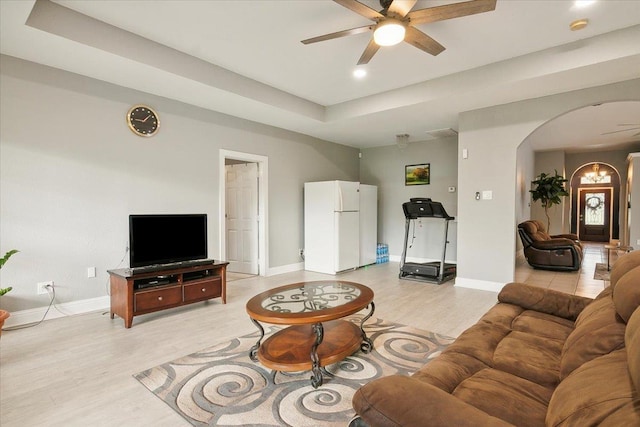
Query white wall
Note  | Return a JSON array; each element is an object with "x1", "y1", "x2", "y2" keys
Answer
[
  {"x1": 359, "y1": 137, "x2": 458, "y2": 263},
  {"x1": 456, "y1": 78, "x2": 640, "y2": 291},
  {"x1": 0, "y1": 56, "x2": 359, "y2": 312}
]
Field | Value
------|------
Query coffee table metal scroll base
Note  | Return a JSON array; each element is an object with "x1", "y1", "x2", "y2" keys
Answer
[
  {"x1": 249, "y1": 318, "x2": 264, "y2": 362},
  {"x1": 310, "y1": 322, "x2": 324, "y2": 388},
  {"x1": 248, "y1": 302, "x2": 376, "y2": 388},
  {"x1": 360, "y1": 302, "x2": 375, "y2": 353}
]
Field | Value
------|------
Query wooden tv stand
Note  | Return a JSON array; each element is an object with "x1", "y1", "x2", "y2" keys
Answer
[{"x1": 108, "y1": 260, "x2": 228, "y2": 328}]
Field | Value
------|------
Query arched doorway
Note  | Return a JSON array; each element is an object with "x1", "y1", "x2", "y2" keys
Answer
[{"x1": 569, "y1": 162, "x2": 621, "y2": 242}]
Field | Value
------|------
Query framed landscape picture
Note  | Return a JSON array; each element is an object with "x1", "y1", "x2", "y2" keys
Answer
[{"x1": 405, "y1": 163, "x2": 430, "y2": 186}]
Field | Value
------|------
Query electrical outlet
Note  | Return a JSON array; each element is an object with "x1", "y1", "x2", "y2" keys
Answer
[
  {"x1": 87, "y1": 267, "x2": 96, "y2": 278},
  {"x1": 637, "y1": 239, "x2": 640, "y2": 246},
  {"x1": 37, "y1": 281, "x2": 53, "y2": 295}
]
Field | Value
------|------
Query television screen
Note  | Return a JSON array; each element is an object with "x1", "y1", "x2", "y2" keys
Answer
[{"x1": 129, "y1": 214, "x2": 207, "y2": 268}]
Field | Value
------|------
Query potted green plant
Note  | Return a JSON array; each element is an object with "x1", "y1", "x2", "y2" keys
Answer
[
  {"x1": 0, "y1": 249, "x2": 19, "y2": 334},
  {"x1": 530, "y1": 171, "x2": 569, "y2": 232}
]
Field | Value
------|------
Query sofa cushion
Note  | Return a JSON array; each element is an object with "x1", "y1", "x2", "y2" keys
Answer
[
  {"x1": 612, "y1": 265, "x2": 640, "y2": 323},
  {"x1": 493, "y1": 310, "x2": 572, "y2": 387},
  {"x1": 478, "y1": 302, "x2": 525, "y2": 329},
  {"x1": 547, "y1": 349, "x2": 635, "y2": 426},
  {"x1": 453, "y1": 368, "x2": 552, "y2": 427},
  {"x1": 559, "y1": 295, "x2": 626, "y2": 380},
  {"x1": 412, "y1": 351, "x2": 490, "y2": 393},
  {"x1": 494, "y1": 330, "x2": 564, "y2": 387},
  {"x1": 510, "y1": 310, "x2": 575, "y2": 341},
  {"x1": 626, "y1": 306, "x2": 640, "y2": 398},
  {"x1": 609, "y1": 249, "x2": 640, "y2": 289},
  {"x1": 520, "y1": 220, "x2": 550, "y2": 241},
  {"x1": 412, "y1": 317, "x2": 512, "y2": 392},
  {"x1": 498, "y1": 283, "x2": 591, "y2": 321},
  {"x1": 353, "y1": 375, "x2": 515, "y2": 427},
  {"x1": 598, "y1": 401, "x2": 640, "y2": 427}
]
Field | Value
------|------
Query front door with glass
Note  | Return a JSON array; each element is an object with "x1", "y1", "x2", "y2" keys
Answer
[{"x1": 579, "y1": 188, "x2": 612, "y2": 242}]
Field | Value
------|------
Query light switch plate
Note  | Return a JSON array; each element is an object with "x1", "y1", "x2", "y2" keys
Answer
[{"x1": 482, "y1": 190, "x2": 493, "y2": 200}]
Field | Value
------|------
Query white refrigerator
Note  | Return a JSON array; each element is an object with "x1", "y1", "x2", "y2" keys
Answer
[
  {"x1": 359, "y1": 184, "x2": 378, "y2": 267},
  {"x1": 304, "y1": 181, "x2": 377, "y2": 274}
]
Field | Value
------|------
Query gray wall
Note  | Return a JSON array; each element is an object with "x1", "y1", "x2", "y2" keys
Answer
[
  {"x1": 0, "y1": 56, "x2": 359, "y2": 312},
  {"x1": 515, "y1": 138, "x2": 535, "y2": 251},
  {"x1": 458, "y1": 79, "x2": 640, "y2": 289},
  {"x1": 532, "y1": 150, "x2": 566, "y2": 235},
  {"x1": 627, "y1": 153, "x2": 640, "y2": 248},
  {"x1": 359, "y1": 137, "x2": 458, "y2": 262}
]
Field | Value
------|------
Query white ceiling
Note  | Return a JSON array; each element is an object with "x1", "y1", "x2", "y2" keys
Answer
[{"x1": 1, "y1": 0, "x2": 639, "y2": 149}]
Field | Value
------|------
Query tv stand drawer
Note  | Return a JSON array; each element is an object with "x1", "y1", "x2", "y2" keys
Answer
[
  {"x1": 184, "y1": 278, "x2": 222, "y2": 302},
  {"x1": 135, "y1": 285, "x2": 182, "y2": 312}
]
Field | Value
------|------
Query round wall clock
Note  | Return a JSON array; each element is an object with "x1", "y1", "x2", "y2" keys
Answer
[{"x1": 127, "y1": 105, "x2": 160, "y2": 137}]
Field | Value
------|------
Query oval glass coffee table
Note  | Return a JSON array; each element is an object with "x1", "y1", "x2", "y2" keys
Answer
[{"x1": 246, "y1": 280, "x2": 375, "y2": 388}]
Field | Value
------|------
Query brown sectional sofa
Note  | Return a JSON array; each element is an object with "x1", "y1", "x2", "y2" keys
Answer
[{"x1": 352, "y1": 250, "x2": 640, "y2": 426}]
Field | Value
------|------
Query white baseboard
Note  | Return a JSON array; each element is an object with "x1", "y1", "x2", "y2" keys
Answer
[
  {"x1": 266, "y1": 262, "x2": 303, "y2": 277},
  {"x1": 454, "y1": 277, "x2": 504, "y2": 293},
  {"x1": 5, "y1": 263, "x2": 306, "y2": 327},
  {"x1": 4, "y1": 295, "x2": 110, "y2": 328}
]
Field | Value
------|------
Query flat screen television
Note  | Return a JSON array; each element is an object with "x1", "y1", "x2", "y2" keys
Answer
[{"x1": 129, "y1": 214, "x2": 208, "y2": 268}]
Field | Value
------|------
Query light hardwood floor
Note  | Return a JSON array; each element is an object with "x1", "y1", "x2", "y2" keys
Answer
[{"x1": 0, "y1": 246, "x2": 613, "y2": 427}]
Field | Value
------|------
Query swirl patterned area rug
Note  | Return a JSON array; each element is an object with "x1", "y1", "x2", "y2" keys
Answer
[{"x1": 134, "y1": 316, "x2": 453, "y2": 426}]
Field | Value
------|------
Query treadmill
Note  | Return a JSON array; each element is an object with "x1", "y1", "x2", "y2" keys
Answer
[{"x1": 399, "y1": 198, "x2": 456, "y2": 284}]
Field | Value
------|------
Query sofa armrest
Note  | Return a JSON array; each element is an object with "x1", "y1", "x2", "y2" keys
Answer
[
  {"x1": 353, "y1": 375, "x2": 514, "y2": 427},
  {"x1": 498, "y1": 282, "x2": 592, "y2": 321},
  {"x1": 530, "y1": 238, "x2": 579, "y2": 250},
  {"x1": 551, "y1": 233, "x2": 579, "y2": 241}
]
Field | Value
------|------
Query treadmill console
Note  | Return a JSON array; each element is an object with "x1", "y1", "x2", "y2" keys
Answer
[{"x1": 402, "y1": 198, "x2": 454, "y2": 220}]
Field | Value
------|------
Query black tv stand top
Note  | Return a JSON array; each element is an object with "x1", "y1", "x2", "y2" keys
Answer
[{"x1": 108, "y1": 259, "x2": 222, "y2": 278}]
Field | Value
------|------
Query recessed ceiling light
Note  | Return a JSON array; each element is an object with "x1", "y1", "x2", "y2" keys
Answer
[
  {"x1": 570, "y1": 19, "x2": 589, "y2": 31},
  {"x1": 574, "y1": 0, "x2": 596, "y2": 8},
  {"x1": 353, "y1": 68, "x2": 367, "y2": 79}
]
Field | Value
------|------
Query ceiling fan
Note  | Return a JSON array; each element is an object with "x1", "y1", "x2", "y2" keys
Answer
[
  {"x1": 601, "y1": 124, "x2": 640, "y2": 137},
  {"x1": 302, "y1": 0, "x2": 497, "y2": 65}
]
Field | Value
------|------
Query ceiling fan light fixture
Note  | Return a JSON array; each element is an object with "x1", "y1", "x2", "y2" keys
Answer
[
  {"x1": 570, "y1": 19, "x2": 589, "y2": 31},
  {"x1": 353, "y1": 68, "x2": 367, "y2": 79},
  {"x1": 574, "y1": 0, "x2": 596, "y2": 9},
  {"x1": 373, "y1": 19, "x2": 406, "y2": 46}
]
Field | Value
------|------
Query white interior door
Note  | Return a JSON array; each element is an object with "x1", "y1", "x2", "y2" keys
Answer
[{"x1": 225, "y1": 163, "x2": 259, "y2": 274}]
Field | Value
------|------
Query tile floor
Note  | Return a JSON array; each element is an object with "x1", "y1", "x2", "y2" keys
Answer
[{"x1": 514, "y1": 241, "x2": 621, "y2": 298}]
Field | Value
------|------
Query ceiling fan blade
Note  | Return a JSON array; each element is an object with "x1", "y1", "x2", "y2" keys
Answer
[
  {"x1": 387, "y1": 0, "x2": 418, "y2": 18},
  {"x1": 404, "y1": 26, "x2": 445, "y2": 56},
  {"x1": 334, "y1": 0, "x2": 384, "y2": 21},
  {"x1": 357, "y1": 38, "x2": 380, "y2": 65},
  {"x1": 408, "y1": 0, "x2": 497, "y2": 25},
  {"x1": 301, "y1": 25, "x2": 373, "y2": 44},
  {"x1": 601, "y1": 127, "x2": 640, "y2": 136}
]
